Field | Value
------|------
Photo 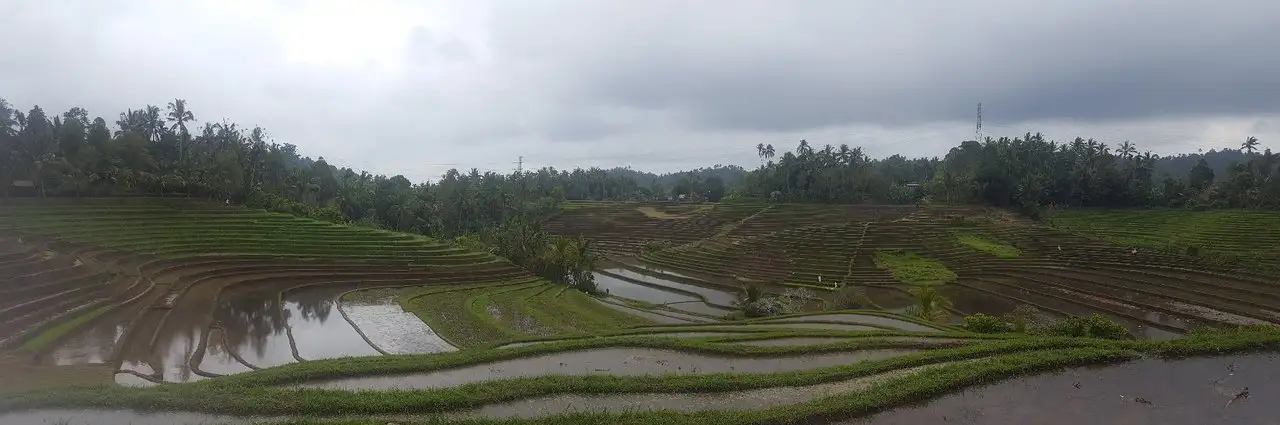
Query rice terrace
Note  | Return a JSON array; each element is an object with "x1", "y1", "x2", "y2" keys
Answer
[
  {"x1": 0, "y1": 195, "x2": 1279, "y2": 424},
  {"x1": 3, "y1": 95, "x2": 1280, "y2": 424}
]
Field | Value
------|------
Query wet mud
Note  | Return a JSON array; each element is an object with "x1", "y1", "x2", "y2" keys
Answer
[{"x1": 842, "y1": 353, "x2": 1280, "y2": 425}]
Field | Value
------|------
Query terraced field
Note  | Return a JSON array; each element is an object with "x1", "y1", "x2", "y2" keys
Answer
[
  {"x1": 557, "y1": 202, "x2": 1280, "y2": 341},
  {"x1": 1050, "y1": 209, "x2": 1280, "y2": 274},
  {"x1": 2, "y1": 198, "x2": 1279, "y2": 424}
]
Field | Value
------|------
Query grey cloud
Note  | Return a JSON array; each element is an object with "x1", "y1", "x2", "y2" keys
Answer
[
  {"x1": 488, "y1": 0, "x2": 1280, "y2": 132},
  {"x1": 2, "y1": 0, "x2": 1278, "y2": 184}
]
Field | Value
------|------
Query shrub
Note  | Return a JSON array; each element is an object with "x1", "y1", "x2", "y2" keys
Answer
[
  {"x1": 963, "y1": 313, "x2": 1012, "y2": 333},
  {"x1": 1184, "y1": 244, "x2": 1201, "y2": 257},
  {"x1": 832, "y1": 286, "x2": 873, "y2": 309},
  {"x1": 1002, "y1": 304, "x2": 1055, "y2": 332},
  {"x1": 640, "y1": 239, "x2": 676, "y2": 255},
  {"x1": 1040, "y1": 314, "x2": 1131, "y2": 340}
]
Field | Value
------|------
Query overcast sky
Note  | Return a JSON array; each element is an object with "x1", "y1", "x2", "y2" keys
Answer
[{"x1": 3, "y1": 0, "x2": 1279, "y2": 182}]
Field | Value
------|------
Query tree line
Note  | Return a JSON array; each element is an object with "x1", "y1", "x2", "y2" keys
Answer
[
  {"x1": 737, "y1": 134, "x2": 1277, "y2": 214},
  {"x1": 3, "y1": 96, "x2": 1276, "y2": 238},
  {"x1": 0, "y1": 98, "x2": 738, "y2": 237}
]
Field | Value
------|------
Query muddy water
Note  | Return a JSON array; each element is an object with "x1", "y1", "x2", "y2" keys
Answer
[
  {"x1": 300, "y1": 347, "x2": 918, "y2": 390},
  {"x1": 593, "y1": 273, "x2": 731, "y2": 317},
  {"x1": 761, "y1": 314, "x2": 940, "y2": 332},
  {"x1": 212, "y1": 283, "x2": 297, "y2": 369},
  {"x1": 197, "y1": 328, "x2": 255, "y2": 376},
  {"x1": 944, "y1": 285, "x2": 1023, "y2": 318},
  {"x1": 42, "y1": 305, "x2": 134, "y2": 366},
  {"x1": 340, "y1": 290, "x2": 456, "y2": 355},
  {"x1": 600, "y1": 268, "x2": 738, "y2": 306},
  {"x1": 282, "y1": 285, "x2": 381, "y2": 360},
  {"x1": 865, "y1": 286, "x2": 915, "y2": 312},
  {"x1": 446, "y1": 362, "x2": 951, "y2": 419},
  {"x1": 842, "y1": 353, "x2": 1280, "y2": 425},
  {"x1": 593, "y1": 299, "x2": 693, "y2": 324},
  {"x1": 113, "y1": 372, "x2": 157, "y2": 387},
  {"x1": 0, "y1": 409, "x2": 278, "y2": 425}
]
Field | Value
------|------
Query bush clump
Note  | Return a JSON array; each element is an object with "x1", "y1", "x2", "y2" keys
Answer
[
  {"x1": 1042, "y1": 314, "x2": 1131, "y2": 339},
  {"x1": 963, "y1": 313, "x2": 1012, "y2": 333}
]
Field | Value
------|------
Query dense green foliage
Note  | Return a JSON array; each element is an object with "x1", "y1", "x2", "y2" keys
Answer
[
  {"x1": 736, "y1": 135, "x2": 1277, "y2": 214},
  {"x1": 0, "y1": 98, "x2": 734, "y2": 241}
]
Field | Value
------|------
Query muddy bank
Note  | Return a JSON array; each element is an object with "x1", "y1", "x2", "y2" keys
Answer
[
  {"x1": 841, "y1": 353, "x2": 1280, "y2": 425},
  {"x1": 299, "y1": 347, "x2": 918, "y2": 390},
  {"x1": 446, "y1": 362, "x2": 952, "y2": 419}
]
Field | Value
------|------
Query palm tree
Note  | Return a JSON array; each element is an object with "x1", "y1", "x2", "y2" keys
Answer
[
  {"x1": 166, "y1": 99, "x2": 196, "y2": 171},
  {"x1": 905, "y1": 286, "x2": 952, "y2": 323},
  {"x1": 1242, "y1": 136, "x2": 1260, "y2": 155},
  {"x1": 1118, "y1": 141, "x2": 1137, "y2": 158},
  {"x1": 763, "y1": 144, "x2": 776, "y2": 161}
]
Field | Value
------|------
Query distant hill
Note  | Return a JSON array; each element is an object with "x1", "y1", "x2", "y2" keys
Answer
[{"x1": 1154, "y1": 149, "x2": 1253, "y2": 178}]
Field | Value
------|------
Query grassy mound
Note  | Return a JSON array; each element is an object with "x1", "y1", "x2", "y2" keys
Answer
[
  {"x1": 956, "y1": 233, "x2": 1020, "y2": 258},
  {"x1": 874, "y1": 250, "x2": 958, "y2": 285}
]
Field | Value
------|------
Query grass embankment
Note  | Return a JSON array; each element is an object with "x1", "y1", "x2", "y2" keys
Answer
[
  {"x1": 873, "y1": 250, "x2": 957, "y2": 285},
  {"x1": 399, "y1": 280, "x2": 652, "y2": 348},
  {"x1": 955, "y1": 233, "x2": 1020, "y2": 258},
  {"x1": 2, "y1": 326, "x2": 1278, "y2": 419}
]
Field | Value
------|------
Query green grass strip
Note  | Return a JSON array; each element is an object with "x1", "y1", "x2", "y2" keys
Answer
[
  {"x1": 873, "y1": 250, "x2": 957, "y2": 285},
  {"x1": 17, "y1": 305, "x2": 113, "y2": 353},
  {"x1": 956, "y1": 233, "x2": 1020, "y2": 258}
]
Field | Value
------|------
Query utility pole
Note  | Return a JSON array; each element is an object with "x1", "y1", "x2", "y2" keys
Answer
[
  {"x1": 515, "y1": 156, "x2": 523, "y2": 174},
  {"x1": 975, "y1": 102, "x2": 983, "y2": 142}
]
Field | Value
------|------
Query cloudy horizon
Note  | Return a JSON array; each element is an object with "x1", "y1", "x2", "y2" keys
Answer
[{"x1": 3, "y1": 0, "x2": 1278, "y2": 182}]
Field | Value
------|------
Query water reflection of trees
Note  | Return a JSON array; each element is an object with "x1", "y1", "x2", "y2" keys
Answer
[
  {"x1": 212, "y1": 285, "x2": 338, "y2": 361},
  {"x1": 215, "y1": 286, "x2": 291, "y2": 361}
]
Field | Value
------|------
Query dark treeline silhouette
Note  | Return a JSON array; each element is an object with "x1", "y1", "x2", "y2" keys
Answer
[
  {"x1": 739, "y1": 134, "x2": 1277, "y2": 215},
  {"x1": 2, "y1": 97, "x2": 1277, "y2": 240}
]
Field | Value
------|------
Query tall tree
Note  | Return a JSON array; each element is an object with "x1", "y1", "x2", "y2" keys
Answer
[
  {"x1": 166, "y1": 99, "x2": 196, "y2": 172},
  {"x1": 1242, "y1": 136, "x2": 1260, "y2": 155}
]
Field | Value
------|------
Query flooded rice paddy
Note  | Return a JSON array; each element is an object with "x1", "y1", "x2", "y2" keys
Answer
[
  {"x1": 340, "y1": 288, "x2": 456, "y2": 354},
  {"x1": 758, "y1": 313, "x2": 941, "y2": 332},
  {"x1": 299, "y1": 347, "x2": 919, "y2": 390},
  {"x1": 842, "y1": 353, "x2": 1280, "y2": 425},
  {"x1": 599, "y1": 267, "x2": 738, "y2": 306},
  {"x1": 282, "y1": 285, "x2": 381, "y2": 360},
  {"x1": 593, "y1": 273, "x2": 732, "y2": 317}
]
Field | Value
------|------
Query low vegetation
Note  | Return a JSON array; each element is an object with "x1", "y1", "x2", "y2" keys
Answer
[
  {"x1": 873, "y1": 250, "x2": 958, "y2": 285},
  {"x1": 956, "y1": 233, "x2": 1020, "y2": 258}
]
